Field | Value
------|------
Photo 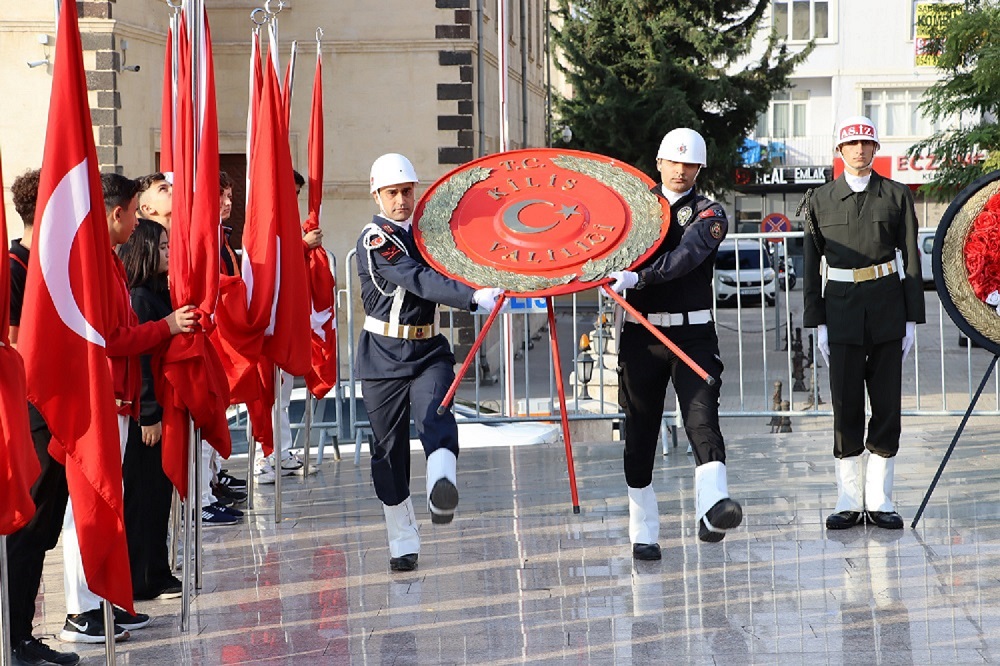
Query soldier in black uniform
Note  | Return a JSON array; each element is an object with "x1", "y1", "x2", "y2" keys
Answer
[
  {"x1": 608, "y1": 128, "x2": 743, "y2": 560},
  {"x1": 357, "y1": 153, "x2": 503, "y2": 572},
  {"x1": 803, "y1": 116, "x2": 924, "y2": 530}
]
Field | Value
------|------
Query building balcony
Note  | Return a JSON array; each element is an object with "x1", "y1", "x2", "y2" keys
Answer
[{"x1": 740, "y1": 135, "x2": 834, "y2": 167}]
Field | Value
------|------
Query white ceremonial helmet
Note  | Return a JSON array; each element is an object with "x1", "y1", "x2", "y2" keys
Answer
[
  {"x1": 657, "y1": 128, "x2": 707, "y2": 166},
  {"x1": 370, "y1": 153, "x2": 419, "y2": 193},
  {"x1": 834, "y1": 116, "x2": 880, "y2": 149}
]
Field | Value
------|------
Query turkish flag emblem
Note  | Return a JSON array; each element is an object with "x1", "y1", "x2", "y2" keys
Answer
[{"x1": 18, "y1": 1, "x2": 134, "y2": 613}]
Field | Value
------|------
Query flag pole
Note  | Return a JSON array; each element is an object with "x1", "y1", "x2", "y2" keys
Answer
[
  {"x1": 274, "y1": 365, "x2": 283, "y2": 523},
  {"x1": 1, "y1": 535, "x2": 11, "y2": 666},
  {"x1": 497, "y1": 0, "x2": 516, "y2": 417},
  {"x1": 181, "y1": 417, "x2": 195, "y2": 632},
  {"x1": 102, "y1": 597, "x2": 114, "y2": 664}
]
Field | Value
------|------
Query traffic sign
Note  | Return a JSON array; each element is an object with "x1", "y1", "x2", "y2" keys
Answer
[{"x1": 761, "y1": 212, "x2": 791, "y2": 243}]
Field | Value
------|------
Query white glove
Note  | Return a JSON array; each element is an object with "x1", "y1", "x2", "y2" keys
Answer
[
  {"x1": 902, "y1": 321, "x2": 916, "y2": 361},
  {"x1": 817, "y1": 324, "x2": 830, "y2": 366},
  {"x1": 473, "y1": 287, "x2": 504, "y2": 314},
  {"x1": 608, "y1": 271, "x2": 639, "y2": 294}
]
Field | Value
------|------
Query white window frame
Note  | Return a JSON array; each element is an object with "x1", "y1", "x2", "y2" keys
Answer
[
  {"x1": 860, "y1": 87, "x2": 938, "y2": 139},
  {"x1": 755, "y1": 89, "x2": 810, "y2": 139},
  {"x1": 771, "y1": 0, "x2": 836, "y2": 44}
]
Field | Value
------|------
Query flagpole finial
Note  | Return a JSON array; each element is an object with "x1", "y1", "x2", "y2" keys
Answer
[
  {"x1": 251, "y1": 7, "x2": 268, "y2": 25},
  {"x1": 316, "y1": 27, "x2": 324, "y2": 43},
  {"x1": 264, "y1": 0, "x2": 285, "y2": 17},
  {"x1": 165, "y1": 0, "x2": 182, "y2": 7}
]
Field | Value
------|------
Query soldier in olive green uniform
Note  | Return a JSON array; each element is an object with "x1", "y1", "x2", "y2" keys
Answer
[{"x1": 803, "y1": 116, "x2": 925, "y2": 530}]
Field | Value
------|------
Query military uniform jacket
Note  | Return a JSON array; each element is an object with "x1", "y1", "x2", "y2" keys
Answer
[
  {"x1": 355, "y1": 215, "x2": 477, "y2": 380},
  {"x1": 628, "y1": 188, "x2": 728, "y2": 315},
  {"x1": 803, "y1": 172, "x2": 925, "y2": 345}
]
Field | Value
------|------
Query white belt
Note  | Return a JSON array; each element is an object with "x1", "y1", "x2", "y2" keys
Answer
[
  {"x1": 825, "y1": 260, "x2": 897, "y2": 283},
  {"x1": 625, "y1": 309, "x2": 713, "y2": 327},
  {"x1": 363, "y1": 315, "x2": 438, "y2": 340}
]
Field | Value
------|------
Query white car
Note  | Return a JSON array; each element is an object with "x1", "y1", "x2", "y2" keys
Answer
[
  {"x1": 714, "y1": 240, "x2": 777, "y2": 306},
  {"x1": 227, "y1": 385, "x2": 562, "y2": 455},
  {"x1": 918, "y1": 228, "x2": 935, "y2": 285}
]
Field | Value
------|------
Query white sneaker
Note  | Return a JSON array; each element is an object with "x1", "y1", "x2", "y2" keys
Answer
[
  {"x1": 279, "y1": 452, "x2": 303, "y2": 475},
  {"x1": 255, "y1": 456, "x2": 276, "y2": 485}
]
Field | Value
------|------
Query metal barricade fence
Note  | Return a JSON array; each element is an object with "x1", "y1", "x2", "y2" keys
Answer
[{"x1": 230, "y1": 233, "x2": 1000, "y2": 457}]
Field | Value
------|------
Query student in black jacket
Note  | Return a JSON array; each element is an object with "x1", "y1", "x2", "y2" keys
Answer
[{"x1": 117, "y1": 218, "x2": 186, "y2": 599}]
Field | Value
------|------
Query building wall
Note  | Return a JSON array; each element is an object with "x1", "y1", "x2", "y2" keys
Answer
[
  {"x1": 1, "y1": 0, "x2": 553, "y2": 275},
  {"x1": 725, "y1": 0, "x2": 956, "y2": 233}
]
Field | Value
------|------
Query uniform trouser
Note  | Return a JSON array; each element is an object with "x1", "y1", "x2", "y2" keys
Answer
[
  {"x1": 829, "y1": 335, "x2": 902, "y2": 459},
  {"x1": 618, "y1": 322, "x2": 726, "y2": 488},
  {"x1": 362, "y1": 359, "x2": 459, "y2": 507},
  {"x1": 62, "y1": 414, "x2": 129, "y2": 615},
  {"x1": 7, "y1": 421, "x2": 68, "y2": 643},
  {"x1": 278, "y1": 370, "x2": 294, "y2": 458},
  {"x1": 123, "y1": 419, "x2": 174, "y2": 598}
]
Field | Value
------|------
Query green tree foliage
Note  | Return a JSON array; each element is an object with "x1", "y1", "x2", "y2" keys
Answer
[
  {"x1": 551, "y1": 0, "x2": 810, "y2": 193},
  {"x1": 910, "y1": 2, "x2": 1000, "y2": 201}
]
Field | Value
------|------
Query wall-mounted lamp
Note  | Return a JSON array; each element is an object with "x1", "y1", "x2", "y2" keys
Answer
[
  {"x1": 120, "y1": 39, "x2": 140, "y2": 72},
  {"x1": 27, "y1": 33, "x2": 51, "y2": 69}
]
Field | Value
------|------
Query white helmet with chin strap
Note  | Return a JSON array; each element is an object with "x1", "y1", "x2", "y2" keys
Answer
[
  {"x1": 369, "y1": 153, "x2": 419, "y2": 193},
  {"x1": 834, "y1": 116, "x2": 880, "y2": 149},
  {"x1": 657, "y1": 128, "x2": 707, "y2": 166}
]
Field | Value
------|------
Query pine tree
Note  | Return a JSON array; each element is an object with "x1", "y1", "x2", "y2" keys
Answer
[
  {"x1": 909, "y1": 2, "x2": 1000, "y2": 201},
  {"x1": 552, "y1": 0, "x2": 810, "y2": 193}
]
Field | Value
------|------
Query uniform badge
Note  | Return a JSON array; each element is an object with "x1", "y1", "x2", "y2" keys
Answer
[
  {"x1": 677, "y1": 207, "x2": 693, "y2": 227},
  {"x1": 699, "y1": 206, "x2": 722, "y2": 220},
  {"x1": 368, "y1": 235, "x2": 385, "y2": 249},
  {"x1": 710, "y1": 220, "x2": 724, "y2": 240}
]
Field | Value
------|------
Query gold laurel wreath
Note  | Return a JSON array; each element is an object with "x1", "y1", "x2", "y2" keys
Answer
[
  {"x1": 417, "y1": 155, "x2": 664, "y2": 292},
  {"x1": 941, "y1": 178, "x2": 1000, "y2": 346}
]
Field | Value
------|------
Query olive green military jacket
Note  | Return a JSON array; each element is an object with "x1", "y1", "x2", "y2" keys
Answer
[{"x1": 803, "y1": 172, "x2": 925, "y2": 345}]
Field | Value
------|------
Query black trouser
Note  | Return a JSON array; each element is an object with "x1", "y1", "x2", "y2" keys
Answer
[
  {"x1": 362, "y1": 359, "x2": 459, "y2": 507},
  {"x1": 123, "y1": 418, "x2": 174, "y2": 598},
  {"x1": 7, "y1": 422, "x2": 68, "y2": 643},
  {"x1": 829, "y1": 335, "x2": 902, "y2": 459},
  {"x1": 618, "y1": 322, "x2": 726, "y2": 489}
]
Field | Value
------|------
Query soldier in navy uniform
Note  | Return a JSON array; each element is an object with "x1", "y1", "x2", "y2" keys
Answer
[
  {"x1": 608, "y1": 128, "x2": 742, "y2": 560},
  {"x1": 357, "y1": 153, "x2": 503, "y2": 572},
  {"x1": 803, "y1": 116, "x2": 924, "y2": 530}
]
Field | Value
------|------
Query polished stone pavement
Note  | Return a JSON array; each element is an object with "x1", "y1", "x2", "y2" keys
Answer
[{"x1": 29, "y1": 415, "x2": 1000, "y2": 664}]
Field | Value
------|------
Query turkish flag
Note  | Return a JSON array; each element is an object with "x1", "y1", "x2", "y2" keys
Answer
[
  {"x1": 18, "y1": 3, "x2": 132, "y2": 610},
  {"x1": 303, "y1": 48, "x2": 338, "y2": 399},
  {"x1": 159, "y1": 25, "x2": 173, "y2": 175},
  {"x1": 259, "y1": 55, "x2": 311, "y2": 378},
  {"x1": 0, "y1": 150, "x2": 39, "y2": 535},
  {"x1": 158, "y1": 5, "x2": 232, "y2": 499}
]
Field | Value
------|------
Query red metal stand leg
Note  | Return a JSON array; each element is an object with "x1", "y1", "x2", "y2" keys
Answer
[
  {"x1": 546, "y1": 298, "x2": 581, "y2": 513},
  {"x1": 601, "y1": 283, "x2": 716, "y2": 386},
  {"x1": 437, "y1": 292, "x2": 508, "y2": 415}
]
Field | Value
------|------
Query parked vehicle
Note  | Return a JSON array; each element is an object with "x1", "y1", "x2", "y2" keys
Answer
[
  {"x1": 777, "y1": 257, "x2": 796, "y2": 290},
  {"x1": 918, "y1": 228, "x2": 935, "y2": 285},
  {"x1": 714, "y1": 240, "x2": 776, "y2": 306}
]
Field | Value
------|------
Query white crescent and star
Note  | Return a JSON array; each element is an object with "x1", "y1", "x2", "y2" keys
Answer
[
  {"x1": 501, "y1": 199, "x2": 579, "y2": 234},
  {"x1": 39, "y1": 158, "x2": 106, "y2": 347}
]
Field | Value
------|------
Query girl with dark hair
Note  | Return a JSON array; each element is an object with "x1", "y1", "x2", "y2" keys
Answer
[{"x1": 117, "y1": 219, "x2": 195, "y2": 599}]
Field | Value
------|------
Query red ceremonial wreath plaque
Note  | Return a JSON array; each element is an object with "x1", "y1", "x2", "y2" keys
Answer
[{"x1": 413, "y1": 148, "x2": 671, "y2": 297}]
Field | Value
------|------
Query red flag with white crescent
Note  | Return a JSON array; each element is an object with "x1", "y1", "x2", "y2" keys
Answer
[
  {"x1": 18, "y1": 3, "x2": 133, "y2": 610},
  {"x1": 260, "y1": 53, "x2": 311, "y2": 379},
  {"x1": 0, "y1": 150, "x2": 39, "y2": 535},
  {"x1": 158, "y1": 4, "x2": 232, "y2": 499},
  {"x1": 303, "y1": 47, "x2": 337, "y2": 399}
]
